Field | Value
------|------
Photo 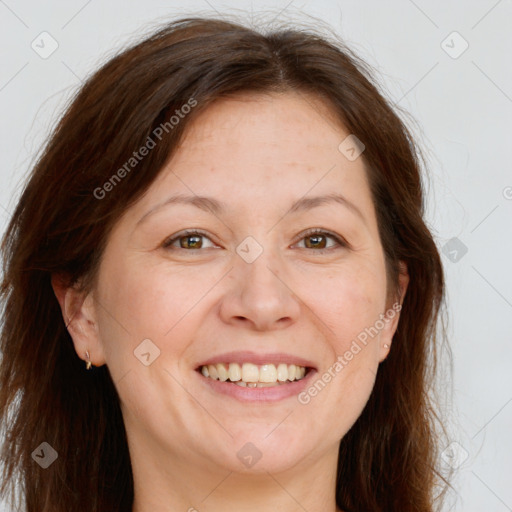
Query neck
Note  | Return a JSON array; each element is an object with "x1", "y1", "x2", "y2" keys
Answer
[{"x1": 130, "y1": 435, "x2": 341, "y2": 512}]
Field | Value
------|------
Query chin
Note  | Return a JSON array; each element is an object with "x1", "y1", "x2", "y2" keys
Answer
[{"x1": 204, "y1": 426, "x2": 318, "y2": 475}]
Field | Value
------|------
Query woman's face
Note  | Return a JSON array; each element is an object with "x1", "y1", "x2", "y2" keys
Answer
[{"x1": 70, "y1": 92, "x2": 407, "y2": 477}]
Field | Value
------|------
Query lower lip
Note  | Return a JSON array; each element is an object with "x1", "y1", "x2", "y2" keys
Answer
[{"x1": 196, "y1": 369, "x2": 317, "y2": 403}]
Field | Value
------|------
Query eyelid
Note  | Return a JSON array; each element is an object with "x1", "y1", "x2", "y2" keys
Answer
[
  {"x1": 162, "y1": 229, "x2": 220, "y2": 249},
  {"x1": 292, "y1": 228, "x2": 348, "y2": 251},
  {"x1": 161, "y1": 228, "x2": 348, "y2": 252}
]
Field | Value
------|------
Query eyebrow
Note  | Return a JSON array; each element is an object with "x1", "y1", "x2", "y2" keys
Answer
[{"x1": 136, "y1": 192, "x2": 366, "y2": 226}]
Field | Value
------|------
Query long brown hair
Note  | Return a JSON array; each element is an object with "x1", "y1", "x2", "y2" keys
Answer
[{"x1": 0, "y1": 16, "x2": 448, "y2": 511}]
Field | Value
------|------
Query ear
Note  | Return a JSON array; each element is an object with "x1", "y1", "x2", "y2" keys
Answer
[
  {"x1": 51, "y1": 273, "x2": 106, "y2": 368},
  {"x1": 378, "y1": 261, "x2": 409, "y2": 362}
]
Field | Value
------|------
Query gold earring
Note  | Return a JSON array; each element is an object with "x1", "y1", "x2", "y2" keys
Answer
[{"x1": 85, "y1": 350, "x2": 92, "y2": 370}]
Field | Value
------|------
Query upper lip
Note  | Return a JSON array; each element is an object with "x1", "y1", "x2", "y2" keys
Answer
[{"x1": 196, "y1": 351, "x2": 317, "y2": 370}]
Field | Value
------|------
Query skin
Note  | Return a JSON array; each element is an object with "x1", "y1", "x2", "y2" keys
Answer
[{"x1": 53, "y1": 91, "x2": 408, "y2": 512}]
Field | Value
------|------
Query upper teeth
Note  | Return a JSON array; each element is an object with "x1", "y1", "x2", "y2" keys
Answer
[{"x1": 200, "y1": 363, "x2": 307, "y2": 383}]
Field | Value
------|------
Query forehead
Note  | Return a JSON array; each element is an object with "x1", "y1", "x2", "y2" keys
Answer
[
  {"x1": 122, "y1": 91, "x2": 377, "y2": 232},
  {"x1": 158, "y1": 92, "x2": 369, "y2": 193},
  {"x1": 177, "y1": 91, "x2": 349, "y2": 158}
]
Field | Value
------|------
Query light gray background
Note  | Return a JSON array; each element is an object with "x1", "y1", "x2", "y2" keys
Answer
[{"x1": 0, "y1": 1, "x2": 511, "y2": 511}]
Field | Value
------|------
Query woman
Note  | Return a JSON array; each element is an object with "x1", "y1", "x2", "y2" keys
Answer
[{"x1": 0, "y1": 16, "x2": 448, "y2": 512}]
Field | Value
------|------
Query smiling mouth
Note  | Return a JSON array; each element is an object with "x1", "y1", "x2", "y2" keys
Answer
[{"x1": 197, "y1": 362, "x2": 310, "y2": 388}]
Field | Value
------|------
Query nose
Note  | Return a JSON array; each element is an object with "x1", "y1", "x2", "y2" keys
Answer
[{"x1": 219, "y1": 249, "x2": 301, "y2": 332}]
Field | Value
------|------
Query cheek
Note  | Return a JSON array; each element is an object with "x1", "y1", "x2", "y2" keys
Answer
[
  {"x1": 94, "y1": 255, "x2": 225, "y2": 363},
  {"x1": 302, "y1": 263, "x2": 388, "y2": 351},
  {"x1": 297, "y1": 270, "x2": 385, "y2": 437}
]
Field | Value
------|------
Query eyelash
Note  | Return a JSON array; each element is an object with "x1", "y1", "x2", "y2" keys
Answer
[
  {"x1": 162, "y1": 228, "x2": 347, "y2": 254},
  {"x1": 297, "y1": 228, "x2": 348, "y2": 251}
]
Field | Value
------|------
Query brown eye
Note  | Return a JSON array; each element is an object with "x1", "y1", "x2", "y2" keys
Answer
[
  {"x1": 163, "y1": 230, "x2": 217, "y2": 250},
  {"x1": 295, "y1": 229, "x2": 346, "y2": 252},
  {"x1": 304, "y1": 234, "x2": 328, "y2": 249},
  {"x1": 179, "y1": 235, "x2": 203, "y2": 249}
]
